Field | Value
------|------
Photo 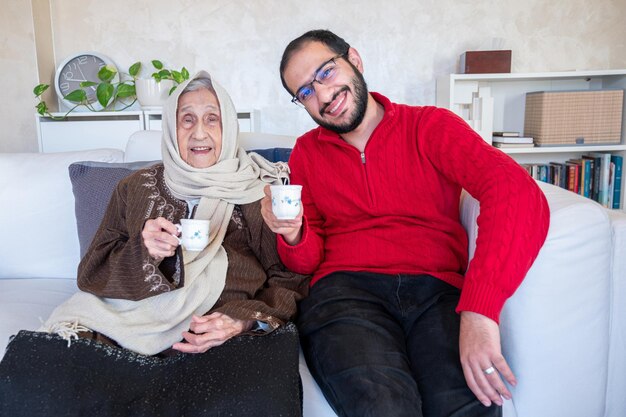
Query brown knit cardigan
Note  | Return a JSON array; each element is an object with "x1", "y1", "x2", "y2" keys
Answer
[{"x1": 77, "y1": 164, "x2": 309, "y2": 331}]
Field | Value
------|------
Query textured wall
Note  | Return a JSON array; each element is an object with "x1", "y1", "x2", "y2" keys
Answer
[
  {"x1": 2, "y1": 0, "x2": 626, "y2": 152},
  {"x1": 1, "y1": 1, "x2": 39, "y2": 152}
]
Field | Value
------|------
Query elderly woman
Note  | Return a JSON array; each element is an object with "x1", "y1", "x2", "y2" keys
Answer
[{"x1": 0, "y1": 71, "x2": 308, "y2": 417}]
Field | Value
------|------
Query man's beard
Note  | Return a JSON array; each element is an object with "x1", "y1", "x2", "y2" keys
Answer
[{"x1": 311, "y1": 66, "x2": 368, "y2": 135}]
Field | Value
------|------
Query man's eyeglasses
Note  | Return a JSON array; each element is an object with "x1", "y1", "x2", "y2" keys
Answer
[{"x1": 291, "y1": 53, "x2": 347, "y2": 107}]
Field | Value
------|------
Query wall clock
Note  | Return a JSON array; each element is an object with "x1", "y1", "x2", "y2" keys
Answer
[{"x1": 54, "y1": 52, "x2": 119, "y2": 111}]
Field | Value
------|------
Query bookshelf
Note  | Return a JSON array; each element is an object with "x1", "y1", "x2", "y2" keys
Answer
[{"x1": 436, "y1": 70, "x2": 626, "y2": 209}]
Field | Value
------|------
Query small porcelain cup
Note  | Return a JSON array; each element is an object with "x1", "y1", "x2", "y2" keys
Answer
[
  {"x1": 175, "y1": 219, "x2": 210, "y2": 251},
  {"x1": 270, "y1": 185, "x2": 302, "y2": 220}
]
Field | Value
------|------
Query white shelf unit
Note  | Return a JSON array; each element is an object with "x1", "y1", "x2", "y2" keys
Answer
[
  {"x1": 142, "y1": 109, "x2": 260, "y2": 132},
  {"x1": 37, "y1": 109, "x2": 260, "y2": 153},
  {"x1": 436, "y1": 70, "x2": 626, "y2": 209},
  {"x1": 36, "y1": 111, "x2": 144, "y2": 153}
]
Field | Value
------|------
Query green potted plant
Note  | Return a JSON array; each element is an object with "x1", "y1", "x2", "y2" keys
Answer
[
  {"x1": 134, "y1": 60, "x2": 190, "y2": 109},
  {"x1": 34, "y1": 60, "x2": 189, "y2": 119}
]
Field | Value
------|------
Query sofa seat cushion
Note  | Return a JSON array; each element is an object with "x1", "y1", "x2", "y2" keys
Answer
[{"x1": 0, "y1": 278, "x2": 78, "y2": 360}]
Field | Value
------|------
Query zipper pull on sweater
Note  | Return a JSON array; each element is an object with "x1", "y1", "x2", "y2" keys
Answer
[{"x1": 360, "y1": 152, "x2": 366, "y2": 164}]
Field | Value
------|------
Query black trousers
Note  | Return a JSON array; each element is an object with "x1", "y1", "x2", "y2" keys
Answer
[{"x1": 297, "y1": 271, "x2": 502, "y2": 417}]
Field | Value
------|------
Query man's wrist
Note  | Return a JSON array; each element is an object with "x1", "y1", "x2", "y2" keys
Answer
[{"x1": 283, "y1": 228, "x2": 303, "y2": 246}]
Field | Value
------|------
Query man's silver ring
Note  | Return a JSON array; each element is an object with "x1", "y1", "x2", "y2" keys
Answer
[{"x1": 483, "y1": 366, "x2": 496, "y2": 375}]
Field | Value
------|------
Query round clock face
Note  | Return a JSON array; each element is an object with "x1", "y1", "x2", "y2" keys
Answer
[{"x1": 55, "y1": 53, "x2": 118, "y2": 110}]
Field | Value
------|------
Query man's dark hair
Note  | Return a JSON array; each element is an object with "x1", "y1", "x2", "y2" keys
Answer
[{"x1": 279, "y1": 29, "x2": 350, "y2": 95}]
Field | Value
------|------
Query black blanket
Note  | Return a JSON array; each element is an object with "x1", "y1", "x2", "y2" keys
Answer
[{"x1": 0, "y1": 323, "x2": 302, "y2": 417}]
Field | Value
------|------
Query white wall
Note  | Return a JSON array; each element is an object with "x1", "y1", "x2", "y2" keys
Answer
[{"x1": 2, "y1": 0, "x2": 626, "y2": 152}]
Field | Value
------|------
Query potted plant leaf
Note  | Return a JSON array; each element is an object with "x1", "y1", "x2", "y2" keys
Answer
[
  {"x1": 34, "y1": 63, "x2": 136, "y2": 119},
  {"x1": 34, "y1": 59, "x2": 189, "y2": 118}
]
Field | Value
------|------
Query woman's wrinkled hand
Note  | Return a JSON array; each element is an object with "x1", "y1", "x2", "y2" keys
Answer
[
  {"x1": 260, "y1": 185, "x2": 303, "y2": 245},
  {"x1": 141, "y1": 217, "x2": 180, "y2": 259},
  {"x1": 172, "y1": 312, "x2": 254, "y2": 354}
]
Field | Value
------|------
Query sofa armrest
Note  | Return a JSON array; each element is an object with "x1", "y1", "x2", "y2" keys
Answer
[
  {"x1": 0, "y1": 149, "x2": 124, "y2": 279},
  {"x1": 606, "y1": 209, "x2": 626, "y2": 417},
  {"x1": 459, "y1": 182, "x2": 612, "y2": 417}
]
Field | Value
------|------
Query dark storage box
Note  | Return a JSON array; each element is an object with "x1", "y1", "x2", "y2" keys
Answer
[{"x1": 459, "y1": 50, "x2": 512, "y2": 74}]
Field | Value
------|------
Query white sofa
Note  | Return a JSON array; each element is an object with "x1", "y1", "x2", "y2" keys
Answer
[{"x1": 1, "y1": 130, "x2": 625, "y2": 417}]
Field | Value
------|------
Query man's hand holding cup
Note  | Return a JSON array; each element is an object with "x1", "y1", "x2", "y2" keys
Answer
[{"x1": 261, "y1": 184, "x2": 303, "y2": 245}]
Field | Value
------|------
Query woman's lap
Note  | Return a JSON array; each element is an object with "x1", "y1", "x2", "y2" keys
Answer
[{"x1": 0, "y1": 323, "x2": 302, "y2": 417}]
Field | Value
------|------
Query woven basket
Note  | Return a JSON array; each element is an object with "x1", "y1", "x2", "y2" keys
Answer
[{"x1": 524, "y1": 90, "x2": 623, "y2": 146}]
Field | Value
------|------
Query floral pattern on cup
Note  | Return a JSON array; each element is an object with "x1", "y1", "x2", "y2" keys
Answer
[
  {"x1": 176, "y1": 219, "x2": 210, "y2": 251},
  {"x1": 270, "y1": 185, "x2": 302, "y2": 220},
  {"x1": 190, "y1": 230, "x2": 206, "y2": 240},
  {"x1": 272, "y1": 196, "x2": 301, "y2": 208}
]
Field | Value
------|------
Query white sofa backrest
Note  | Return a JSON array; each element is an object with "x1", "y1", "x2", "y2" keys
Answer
[
  {"x1": 0, "y1": 149, "x2": 124, "y2": 279},
  {"x1": 124, "y1": 130, "x2": 297, "y2": 162},
  {"x1": 124, "y1": 130, "x2": 163, "y2": 162}
]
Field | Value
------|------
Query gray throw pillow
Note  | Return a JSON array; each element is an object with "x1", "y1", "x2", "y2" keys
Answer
[{"x1": 69, "y1": 160, "x2": 159, "y2": 258}]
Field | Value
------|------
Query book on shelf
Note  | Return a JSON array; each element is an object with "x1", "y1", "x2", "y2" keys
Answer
[
  {"x1": 582, "y1": 159, "x2": 592, "y2": 198},
  {"x1": 588, "y1": 153, "x2": 612, "y2": 207},
  {"x1": 492, "y1": 131, "x2": 520, "y2": 137},
  {"x1": 582, "y1": 154, "x2": 601, "y2": 202},
  {"x1": 549, "y1": 162, "x2": 567, "y2": 189},
  {"x1": 492, "y1": 136, "x2": 534, "y2": 144},
  {"x1": 608, "y1": 162, "x2": 615, "y2": 208},
  {"x1": 523, "y1": 152, "x2": 621, "y2": 209},
  {"x1": 565, "y1": 161, "x2": 580, "y2": 194},
  {"x1": 567, "y1": 159, "x2": 591, "y2": 198},
  {"x1": 611, "y1": 155, "x2": 623, "y2": 209},
  {"x1": 493, "y1": 142, "x2": 534, "y2": 148}
]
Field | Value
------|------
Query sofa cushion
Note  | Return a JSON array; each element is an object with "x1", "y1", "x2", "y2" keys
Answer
[
  {"x1": 0, "y1": 150, "x2": 124, "y2": 279},
  {"x1": 69, "y1": 160, "x2": 159, "y2": 257},
  {"x1": 251, "y1": 148, "x2": 292, "y2": 163}
]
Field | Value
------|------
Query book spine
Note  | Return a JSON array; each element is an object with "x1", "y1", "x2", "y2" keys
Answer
[
  {"x1": 583, "y1": 159, "x2": 591, "y2": 198},
  {"x1": 608, "y1": 162, "x2": 615, "y2": 208},
  {"x1": 592, "y1": 157, "x2": 601, "y2": 202},
  {"x1": 558, "y1": 163, "x2": 567, "y2": 189},
  {"x1": 611, "y1": 155, "x2": 623, "y2": 209},
  {"x1": 599, "y1": 154, "x2": 611, "y2": 207}
]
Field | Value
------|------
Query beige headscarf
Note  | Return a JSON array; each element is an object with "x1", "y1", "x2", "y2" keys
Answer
[
  {"x1": 41, "y1": 71, "x2": 289, "y2": 355},
  {"x1": 162, "y1": 70, "x2": 287, "y2": 203}
]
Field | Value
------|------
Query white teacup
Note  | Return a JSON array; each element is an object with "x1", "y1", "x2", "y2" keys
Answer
[
  {"x1": 175, "y1": 219, "x2": 210, "y2": 251},
  {"x1": 270, "y1": 185, "x2": 302, "y2": 220}
]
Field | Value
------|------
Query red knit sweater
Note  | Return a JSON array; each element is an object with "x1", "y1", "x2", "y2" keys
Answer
[{"x1": 278, "y1": 93, "x2": 549, "y2": 322}]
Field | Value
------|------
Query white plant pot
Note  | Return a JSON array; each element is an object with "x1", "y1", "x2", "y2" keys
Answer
[{"x1": 135, "y1": 78, "x2": 175, "y2": 109}]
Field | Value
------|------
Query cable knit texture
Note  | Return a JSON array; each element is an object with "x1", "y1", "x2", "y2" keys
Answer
[{"x1": 277, "y1": 93, "x2": 550, "y2": 323}]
